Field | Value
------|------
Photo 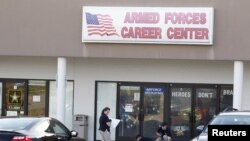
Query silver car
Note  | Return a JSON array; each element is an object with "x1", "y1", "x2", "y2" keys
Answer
[{"x1": 191, "y1": 111, "x2": 250, "y2": 141}]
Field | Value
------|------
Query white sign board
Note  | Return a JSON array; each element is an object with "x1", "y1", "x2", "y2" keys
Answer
[
  {"x1": 6, "y1": 111, "x2": 18, "y2": 116},
  {"x1": 125, "y1": 104, "x2": 134, "y2": 112},
  {"x1": 33, "y1": 95, "x2": 41, "y2": 102},
  {"x1": 134, "y1": 92, "x2": 140, "y2": 101},
  {"x1": 82, "y1": 7, "x2": 214, "y2": 45}
]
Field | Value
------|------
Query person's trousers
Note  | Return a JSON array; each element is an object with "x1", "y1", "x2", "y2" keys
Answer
[
  {"x1": 155, "y1": 135, "x2": 169, "y2": 141},
  {"x1": 99, "y1": 130, "x2": 111, "y2": 141}
]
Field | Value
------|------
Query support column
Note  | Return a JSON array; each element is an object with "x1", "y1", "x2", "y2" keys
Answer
[
  {"x1": 233, "y1": 61, "x2": 244, "y2": 110},
  {"x1": 57, "y1": 57, "x2": 67, "y2": 123}
]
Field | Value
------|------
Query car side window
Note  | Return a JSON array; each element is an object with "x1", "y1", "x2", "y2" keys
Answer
[
  {"x1": 45, "y1": 125, "x2": 54, "y2": 133},
  {"x1": 44, "y1": 120, "x2": 54, "y2": 133},
  {"x1": 49, "y1": 119, "x2": 70, "y2": 136},
  {"x1": 52, "y1": 123, "x2": 67, "y2": 134}
]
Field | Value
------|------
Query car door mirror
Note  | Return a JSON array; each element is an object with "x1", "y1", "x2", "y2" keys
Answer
[{"x1": 71, "y1": 131, "x2": 78, "y2": 137}]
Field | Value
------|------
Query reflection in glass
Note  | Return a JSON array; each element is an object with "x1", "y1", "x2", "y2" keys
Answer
[
  {"x1": 118, "y1": 86, "x2": 140, "y2": 137},
  {"x1": 195, "y1": 88, "x2": 216, "y2": 136},
  {"x1": 28, "y1": 80, "x2": 46, "y2": 116},
  {"x1": 95, "y1": 82, "x2": 117, "y2": 141},
  {"x1": 170, "y1": 87, "x2": 192, "y2": 140}
]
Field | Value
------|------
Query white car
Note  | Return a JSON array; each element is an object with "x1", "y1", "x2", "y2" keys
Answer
[{"x1": 191, "y1": 111, "x2": 250, "y2": 141}]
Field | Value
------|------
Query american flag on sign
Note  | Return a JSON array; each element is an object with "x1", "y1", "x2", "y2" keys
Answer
[{"x1": 85, "y1": 12, "x2": 119, "y2": 36}]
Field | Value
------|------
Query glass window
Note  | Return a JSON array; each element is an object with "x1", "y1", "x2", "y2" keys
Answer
[
  {"x1": 143, "y1": 86, "x2": 164, "y2": 138},
  {"x1": 194, "y1": 87, "x2": 217, "y2": 137},
  {"x1": 49, "y1": 81, "x2": 74, "y2": 130},
  {"x1": 118, "y1": 86, "x2": 140, "y2": 138},
  {"x1": 52, "y1": 122, "x2": 68, "y2": 134},
  {"x1": 5, "y1": 81, "x2": 26, "y2": 116},
  {"x1": 210, "y1": 115, "x2": 250, "y2": 125},
  {"x1": 170, "y1": 87, "x2": 192, "y2": 139},
  {"x1": 28, "y1": 80, "x2": 46, "y2": 116},
  {"x1": 46, "y1": 119, "x2": 70, "y2": 136},
  {"x1": 220, "y1": 86, "x2": 233, "y2": 111},
  {"x1": 96, "y1": 82, "x2": 117, "y2": 141}
]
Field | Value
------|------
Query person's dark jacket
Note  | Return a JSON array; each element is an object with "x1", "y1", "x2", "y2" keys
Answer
[
  {"x1": 99, "y1": 113, "x2": 112, "y2": 132},
  {"x1": 157, "y1": 126, "x2": 172, "y2": 138}
]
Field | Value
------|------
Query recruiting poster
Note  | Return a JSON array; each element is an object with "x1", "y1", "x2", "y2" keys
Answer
[{"x1": 7, "y1": 90, "x2": 22, "y2": 110}]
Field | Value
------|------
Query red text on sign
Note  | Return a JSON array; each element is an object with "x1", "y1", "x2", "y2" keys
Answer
[
  {"x1": 166, "y1": 27, "x2": 208, "y2": 40},
  {"x1": 124, "y1": 12, "x2": 160, "y2": 24},
  {"x1": 121, "y1": 26, "x2": 162, "y2": 39},
  {"x1": 165, "y1": 12, "x2": 207, "y2": 24}
]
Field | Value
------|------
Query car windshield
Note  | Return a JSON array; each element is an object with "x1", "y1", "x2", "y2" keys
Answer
[
  {"x1": 0, "y1": 118, "x2": 39, "y2": 130},
  {"x1": 210, "y1": 115, "x2": 250, "y2": 125},
  {"x1": 203, "y1": 115, "x2": 250, "y2": 132}
]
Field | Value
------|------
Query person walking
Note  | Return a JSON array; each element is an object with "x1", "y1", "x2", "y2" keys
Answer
[
  {"x1": 99, "y1": 107, "x2": 112, "y2": 141},
  {"x1": 155, "y1": 122, "x2": 172, "y2": 141}
]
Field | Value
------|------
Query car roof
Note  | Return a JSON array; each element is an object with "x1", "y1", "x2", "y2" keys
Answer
[{"x1": 219, "y1": 111, "x2": 250, "y2": 116}]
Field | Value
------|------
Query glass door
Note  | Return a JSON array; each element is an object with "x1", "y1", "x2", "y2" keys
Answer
[
  {"x1": 219, "y1": 85, "x2": 233, "y2": 112},
  {"x1": 118, "y1": 85, "x2": 141, "y2": 141},
  {"x1": 170, "y1": 85, "x2": 218, "y2": 141},
  {"x1": 170, "y1": 86, "x2": 192, "y2": 141},
  {"x1": 142, "y1": 86, "x2": 165, "y2": 139},
  {"x1": 4, "y1": 80, "x2": 27, "y2": 116},
  {"x1": 194, "y1": 87, "x2": 217, "y2": 137},
  {"x1": 117, "y1": 83, "x2": 165, "y2": 141},
  {"x1": 95, "y1": 82, "x2": 117, "y2": 141}
]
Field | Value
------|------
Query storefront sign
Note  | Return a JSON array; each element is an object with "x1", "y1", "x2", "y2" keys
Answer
[
  {"x1": 144, "y1": 87, "x2": 164, "y2": 95},
  {"x1": 198, "y1": 92, "x2": 215, "y2": 98},
  {"x1": 82, "y1": 7, "x2": 214, "y2": 45},
  {"x1": 172, "y1": 91, "x2": 191, "y2": 98},
  {"x1": 223, "y1": 89, "x2": 233, "y2": 95},
  {"x1": 33, "y1": 95, "x2": 41, "y2": 102}
]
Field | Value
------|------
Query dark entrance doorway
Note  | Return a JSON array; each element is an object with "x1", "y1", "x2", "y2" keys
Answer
[
  {"x1": 117, "y1": 83, "x2": 166, "y2": 141},
  {"x1": 169, "y1": 85, "x2": 218, "y2": 141},
  {"x1": 169, "y1": 84, "x2": 233, "y2": 141}
]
